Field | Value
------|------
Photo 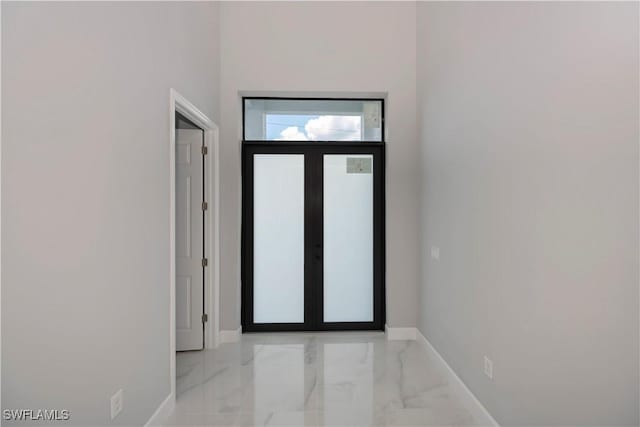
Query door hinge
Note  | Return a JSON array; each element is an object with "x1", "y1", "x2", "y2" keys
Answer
[
  {"x1": 202, "y1": 258, "x2": 208, "y2": 267},
  {"x1": 202, "y1": 201, "x2": 208, "y2": 211},
  {"x1": 202, "y1": 313, "x2": 208, "y2": 323},
  {"x1": 201, "y1": 145, "x2": 208, "y2": 155}
]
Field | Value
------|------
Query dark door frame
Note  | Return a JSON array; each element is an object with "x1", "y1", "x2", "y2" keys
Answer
[{"x1": 241, "y1": 142, "x2": 386, "y2": 332}]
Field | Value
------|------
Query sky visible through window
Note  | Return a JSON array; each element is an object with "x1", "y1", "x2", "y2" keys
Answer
[{"x1": 266, "y1": 114, "x2": 362, "y2": 141}]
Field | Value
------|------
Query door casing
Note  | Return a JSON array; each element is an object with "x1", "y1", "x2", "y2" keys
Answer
[{"x1": 241, "y1": 142, "x2": 386, "y2": 332}]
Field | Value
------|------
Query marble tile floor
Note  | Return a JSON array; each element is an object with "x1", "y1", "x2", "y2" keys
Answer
[{"x1": 163, "y1": 332, "x2": 478, "y2": 427}]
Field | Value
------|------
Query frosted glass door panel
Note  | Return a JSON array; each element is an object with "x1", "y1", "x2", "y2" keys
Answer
[
  {"x1": 323, "y1": 155, "x2": 374, "y2": 322},
  {"x1": 254, "y1": 155, "x2": 305, "y2": 323}
]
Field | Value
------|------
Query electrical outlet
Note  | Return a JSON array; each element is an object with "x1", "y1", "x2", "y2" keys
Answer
[
  {"x1": 110, "y1": 389, "x2": 123, "y2": 420},
  {"x1": 431, "y1": 246, "x2": 440, "y2": 261},
  {"x1": 484, "y1": 356, "x2": 493, "y2": 380}
]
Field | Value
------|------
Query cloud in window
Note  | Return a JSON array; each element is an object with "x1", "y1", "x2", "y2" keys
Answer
[
  {"x1": 276, "y1": 126, "x2": 308, "y2": 141},
  {"x1": 275, "y1": 115, "x2": 362, "y2": 141},
  {"x1": 305, "y1": 116, "x2": 361, "y2": 141}
]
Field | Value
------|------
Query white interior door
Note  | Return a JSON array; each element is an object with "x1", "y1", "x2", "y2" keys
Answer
[{"x1": 176, "y1": 128, "x2": 204, "y2": 351}]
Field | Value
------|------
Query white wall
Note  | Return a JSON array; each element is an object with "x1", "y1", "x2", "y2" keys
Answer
[
  {"x1": 417, "y1": 2, "x2": 639, "y2": 425},
  {"x1": 1, "y1": 2, "x2": 220, "y2": 424},
  {"x1": 219, "y1": 1, "x2": 419, "y2": 330}
]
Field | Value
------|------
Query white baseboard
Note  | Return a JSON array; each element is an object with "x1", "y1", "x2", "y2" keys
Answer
[
  {"x1": 144, "y1": 392, "x2": 174, "y2": 426},
  {"x1": 219, "y1": 326, "x2": 242, "y2": 344},
  {"x1": 416, "y1": 329, "x2": 499, "y2": 427},
  {"x1": 385, "y1": 324, "x2": 417, "y2": 340}
]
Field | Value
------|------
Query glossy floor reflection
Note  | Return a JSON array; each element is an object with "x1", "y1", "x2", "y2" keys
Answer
[{"x1": 164, "y1": 332, "x2": 477, "y2": 426}]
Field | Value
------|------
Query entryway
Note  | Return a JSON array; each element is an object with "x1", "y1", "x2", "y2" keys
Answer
[{"x1": 241, "y1": 98, "x2": 386, "y2": 332}]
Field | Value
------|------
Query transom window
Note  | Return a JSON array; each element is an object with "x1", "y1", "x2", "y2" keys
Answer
[{"x1": 243, "y1": 98, "x2": 384, "y2": 142}]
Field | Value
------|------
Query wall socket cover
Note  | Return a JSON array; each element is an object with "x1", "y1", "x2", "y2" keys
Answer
[{"x1": 431, "y1": 246, "x2": 440, "y2": 260}]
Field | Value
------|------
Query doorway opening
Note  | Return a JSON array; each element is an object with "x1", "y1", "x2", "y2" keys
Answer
[
  {"x1": 175, "y1": 112, "x2": 206, "y2": 351},
  {"x1": 169, "y1": 89, "x2": 220, "y2": 405},
  {"x1": 241, "y1": 97, "x2": 386, "y2": 332}
]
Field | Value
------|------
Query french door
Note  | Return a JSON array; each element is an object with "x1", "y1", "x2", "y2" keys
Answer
[{"x1": 242, "y1": 143, "x2": 385, "y2": 332}]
